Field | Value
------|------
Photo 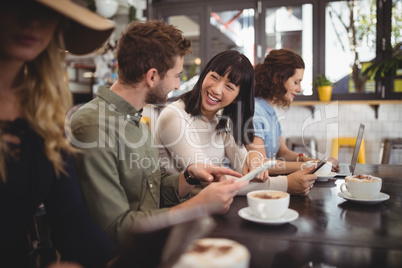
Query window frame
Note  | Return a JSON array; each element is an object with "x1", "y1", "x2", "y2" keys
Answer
[{"x1": 149, "y1": 0, "x2": 401, "y2": 100}]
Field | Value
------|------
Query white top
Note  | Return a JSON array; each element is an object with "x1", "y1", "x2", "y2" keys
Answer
[{"x1": 154, "y1": 100, "x2": 287, "y2": 194}]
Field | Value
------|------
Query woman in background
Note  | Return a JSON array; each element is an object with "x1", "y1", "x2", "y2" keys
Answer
[
  {"x1": 155, "y1": 50, "x2": 316, "y2": 196},
  {"x1": 0, "y1": 1, "x2": 117, "y2": 267},
  {"x1": 247, "y1": 49, "x2": 339, "y2": 179}
]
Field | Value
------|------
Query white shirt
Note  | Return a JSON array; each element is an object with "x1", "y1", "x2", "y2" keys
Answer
[{"x1": 154, "y1": 100, "x2": 287, "y2": 194}]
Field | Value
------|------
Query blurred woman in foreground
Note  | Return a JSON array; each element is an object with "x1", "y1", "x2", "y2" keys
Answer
[{"x1": 0, "y1": 1, "x2": 117, "y2": 267}]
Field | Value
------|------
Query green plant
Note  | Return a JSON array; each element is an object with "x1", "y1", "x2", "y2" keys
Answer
[
  {"x1": 313, "y1": 74, "x2": 334, "y2": 87},
  {"x1": 129, "y1": 4, "x2": 138, "y2": 22},
  {"x1": 83, "y1": 0, "x2": 96, "y2": 12},
  {"x1": 363, "y1": 42, "x2": 402, "y2": 79}
]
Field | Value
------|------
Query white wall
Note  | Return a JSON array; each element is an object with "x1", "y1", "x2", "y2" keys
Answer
[
  {"x1": 144, "y1": 102, "x2": 402, "y2": 164},
  {"x1": 277, "y1": 102, "x2": 402, "y2": 164}
]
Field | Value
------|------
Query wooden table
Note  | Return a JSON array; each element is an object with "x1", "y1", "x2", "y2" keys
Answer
[{"x1": 210, "y1": 164, "x2": 402, "y2": 268}]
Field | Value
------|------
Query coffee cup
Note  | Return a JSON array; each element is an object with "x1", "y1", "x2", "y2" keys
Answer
[
  {"x1": 340, "y1": 174, "x2": 382, "y2": 199},
  {"x1": 301, "y1": 160, "x2": 332, "y2": 175},
  {"x1": 247, "y1": 190, "x2": 289, "y2": 220},
  {"x1": 315, "y1": 162, "x2": 332, "y2": 175},
  {"x1": 173, "y1": 238, "x2": 250, "y2": 268},
  {"x1": 301, "y1": 160, "x2": 319, "y2": 169}
]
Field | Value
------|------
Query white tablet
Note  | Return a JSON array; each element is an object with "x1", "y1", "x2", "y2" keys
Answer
[{"x1": 235, "y1": 160, "x2": 277, "y2": 182}]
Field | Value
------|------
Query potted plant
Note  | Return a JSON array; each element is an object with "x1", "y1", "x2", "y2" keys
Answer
[
  {"x1": 313, "y1": 74, "x2": 334, "y2": 101},
  {"x1": 363, "y1": 42, "x2": 402, "y2": 89}
]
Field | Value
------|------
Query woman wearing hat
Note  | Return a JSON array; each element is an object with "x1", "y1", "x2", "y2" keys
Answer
[{"x1": 0, "y1": 1, "x2": 117, "y2": 267}]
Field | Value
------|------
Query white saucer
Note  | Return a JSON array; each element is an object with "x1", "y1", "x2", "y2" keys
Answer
[
  {"x1": 338, "y1": 192, "x2": 390, "y2": 205},
  {"x1": 238, "y1": 207, "x2": 299, "y2": 226},
  {"x1": 315, "y1": 172, "x2": 337, "y2": 182}
]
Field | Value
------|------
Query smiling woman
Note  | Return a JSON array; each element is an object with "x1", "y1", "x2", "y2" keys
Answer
[
  {"x1": 247, "y1": 49, "x2": 339, "y2": 179},
  {"x1": 247, "y1": 49, "x2": 307, "y2": 166},
  {"x1": 154, "y1": 50, "x2": 318, "y2": 197},
  {"x1": 155, "y1": 50, "x2": 256, "y2": 176}
]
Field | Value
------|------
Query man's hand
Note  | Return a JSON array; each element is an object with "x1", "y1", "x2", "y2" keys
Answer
[
  {"x1": 186, "y1": 163, "x2": 242, "y2": 183},
  {"x1": 286, "y1": 166, "x2": 317, "y2": 196},
  {"x1": 178, "y1": 163, "x2": 242, "y2": 198},
  {"x1": 174, "y1": 177, "x2": 248, "y2": 215},
  {"x1": 189, "y1": 178, "x2": 249, "y2": 214}
]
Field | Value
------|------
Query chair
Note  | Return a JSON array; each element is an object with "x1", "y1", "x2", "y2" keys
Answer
[
  {"x1": 285, "y1": 137, "x2": 318, "y2": 159},
  {"x1": 331, "y1": 137, "x2": 366, "y2": 164},
  {"x1": 379, "y1": 138, "x2": 402, "y2": 164}
]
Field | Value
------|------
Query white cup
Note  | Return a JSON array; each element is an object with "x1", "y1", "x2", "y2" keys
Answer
[
  {"x1": 315, "y1": 162, "x2": 332, "y2": 175},
  {"x1": 173, "y1": 238, "x2": 250, "y2": 268},
  {"x1": 340, "y1": 175, "x2": 382, "y2": 199},
  {"x1": 301, "y1": 160, "x2": 332, "y2": 175},
  {"x1": 247, "y1": 190, "x2": 289, "y2": 220},
  {"x1": 301, "y1": 160, "x2": 318, "y2": 169}
]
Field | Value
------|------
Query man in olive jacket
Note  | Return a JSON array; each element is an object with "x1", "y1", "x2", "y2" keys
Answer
[{"x1": 70, "y1": 20, "x2": 248, "y2": 250}]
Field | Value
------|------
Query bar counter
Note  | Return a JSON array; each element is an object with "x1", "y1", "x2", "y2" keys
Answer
[{"x1": 210, "y1": 164, "x2": 402, "y2": 268}]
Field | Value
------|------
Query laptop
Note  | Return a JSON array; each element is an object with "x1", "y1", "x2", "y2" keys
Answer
[{"x1": 336, "y1": 124, "x2": 365, "y2": 176}]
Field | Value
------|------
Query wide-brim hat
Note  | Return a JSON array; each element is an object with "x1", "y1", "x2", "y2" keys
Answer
[{"x1": 36, "y1": 0, "x2": 116, "y2": 55}]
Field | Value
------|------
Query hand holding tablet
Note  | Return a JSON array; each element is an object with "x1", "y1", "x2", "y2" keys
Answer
[{"x1": 235, "y1": 160, "x2": 277, "y2": 182}]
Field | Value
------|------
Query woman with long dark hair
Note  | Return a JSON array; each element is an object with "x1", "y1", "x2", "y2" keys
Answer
[
  {"x1": 155, "y1": 50, "x2": 316, "y2": 195},
  {"x1": 155, "y1": 50, "x2": 262, "y2": 178}
]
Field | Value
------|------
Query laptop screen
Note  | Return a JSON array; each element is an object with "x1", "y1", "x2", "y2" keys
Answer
[{"x1": 349, "y1": 124, "x2": 365, "y2": 174}]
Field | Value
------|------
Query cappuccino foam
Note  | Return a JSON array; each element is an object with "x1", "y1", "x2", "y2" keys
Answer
[
  {"x1": 173, "y1": 238, "x2": 250, "y2": 268},
  {"x1": 251, "y1": 193, "x2": 280, "y2": 199},
  {"x1": 251, "y1": 192, "x2": 287, "y2": 200},
  {"x1": 346, "y1": 174, "x2": 381, "y2": 183}
]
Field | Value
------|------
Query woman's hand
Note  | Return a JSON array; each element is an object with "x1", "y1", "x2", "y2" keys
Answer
[
  {"x1": 327, "y1": 156, "x2": 340, "y2": 172},
  {"x1": 242, "y1": 151, "x2": 269, "y2": 182},
  {"x1": 286, "y1": 166, "x2": 317, "y2": 196}
]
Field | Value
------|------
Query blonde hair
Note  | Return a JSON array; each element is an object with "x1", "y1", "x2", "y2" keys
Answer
[{"x1": 0, "y1": 24, "x2": 74, "y2": 182}]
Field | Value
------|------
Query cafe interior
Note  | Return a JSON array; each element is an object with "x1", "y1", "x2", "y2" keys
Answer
[
  {"x1": 19, "y1": 0, "x2": 402, "y2": 267},
  {"x1": 69, "y1": 0, "x2": 402, "y2": 166}
]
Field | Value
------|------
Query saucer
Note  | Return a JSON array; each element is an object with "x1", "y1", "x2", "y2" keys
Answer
[
  {"x1": 238, "y1": 207, "x2": 299, "y2": 226},
  {"x1": 338, "y1": 192, "x2": 390, "y2": 205},
  {"x1": 315, "y1": 172, "x2": 337, "y2": 182}
]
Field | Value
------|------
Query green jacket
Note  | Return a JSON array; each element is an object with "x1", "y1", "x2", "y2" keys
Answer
[{"x1": 70, "y1": 86, "x2": 182, "y2": 249}]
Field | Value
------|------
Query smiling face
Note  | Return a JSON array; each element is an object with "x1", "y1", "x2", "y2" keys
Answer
[
  {"x1": 200, "y1": 71, "x2": 240, "y2": 120},
  {"x1": 284, "y1": 68, "x2": 304, "y2": 102},
  {"x1": 0, "y1": 2, "x2": 60, "y2": 62}
]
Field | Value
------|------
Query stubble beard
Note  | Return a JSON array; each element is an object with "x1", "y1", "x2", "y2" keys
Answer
[{"x1": 145, "y1": 81, "x2": 168, "y2": 106}]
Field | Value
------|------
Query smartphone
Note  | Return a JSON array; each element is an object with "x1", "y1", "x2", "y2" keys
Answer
[{"x1": 309, "y1": 156, "x2": 328, "y2": 174}]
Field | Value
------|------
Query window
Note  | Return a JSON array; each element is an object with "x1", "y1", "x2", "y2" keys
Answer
[
  {"x1": 209, "y1": 8, "x2": 255, "y2": 64},
  {"x1": 153, "y1": 7, "x2": 203, "y2": 98},
  {"x1": 150, "y1": 0, "x2": 401, "y2": 100},
  {"x1": 391, "y1": 0, "x2": 402, "y2": 93},
  {"x1": 264, "y1": 4, "x2": 313, "y2": 95},
  {"x1": 325, "y1": 0, "x2": 376, "y2": 95}
]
